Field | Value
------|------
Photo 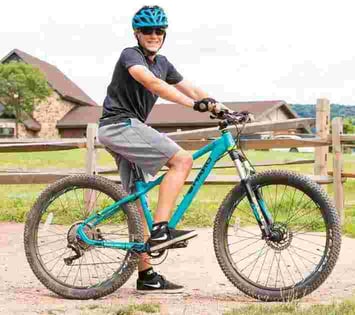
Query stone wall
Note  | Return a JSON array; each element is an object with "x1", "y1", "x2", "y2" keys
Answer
[
  {"x1": 17, "y1": 124, "x2": 36, "y2": 138},
  {"x1": 16, "y1": 91, "x2": 76, "y2": 139},
  {"x1": 32, "y1": 92, "x2": 76, "y2": 138}
]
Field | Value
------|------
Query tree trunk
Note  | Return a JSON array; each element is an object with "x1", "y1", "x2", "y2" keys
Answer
[{"x1": 15, "y1": 107, "x2": 19, "y2": 139}]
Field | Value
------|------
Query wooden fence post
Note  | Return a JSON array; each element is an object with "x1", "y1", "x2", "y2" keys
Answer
[
  {"x1": 86, "y1": 123, "x2": 98, "y2": 175},
  {"x1": 314, "y1": 98, "x2": 330, "y2": 176},
  {"x1": 332, "y1": 117, "x2": 344, "y2": 225},
  {"x1": 85, "y1": 123, "x2": 98, "y2": 215}
]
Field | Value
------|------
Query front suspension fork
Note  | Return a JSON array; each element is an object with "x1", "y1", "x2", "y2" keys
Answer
[{"x1": 229, "y1": 150, "x2": 273, "y2": 238}]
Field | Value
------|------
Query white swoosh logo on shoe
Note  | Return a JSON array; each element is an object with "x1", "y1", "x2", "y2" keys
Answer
[
  {"x1": 152, "y1": 234, "x2": 168, "y2": 241},
  {"x1": 144, "y1": 282, "x2": 161, "y2": 288}
]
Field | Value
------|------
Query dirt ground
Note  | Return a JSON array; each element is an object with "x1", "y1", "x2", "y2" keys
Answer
[{"x1": 1, "y1": 222, "x2": 355, "y2": 315}]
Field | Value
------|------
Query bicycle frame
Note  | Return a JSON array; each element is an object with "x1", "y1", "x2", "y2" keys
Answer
[{"x1": 77, "y1": 129, "x2": 271, "y2": 252}]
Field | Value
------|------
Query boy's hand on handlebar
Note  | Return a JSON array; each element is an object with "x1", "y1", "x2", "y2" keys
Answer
[
  {"x1": 213, "y1": 103, "x2": 232, "y2": 114},
  {"x1": 193, "y1": 98, "x2": 232, "y2": 115}
]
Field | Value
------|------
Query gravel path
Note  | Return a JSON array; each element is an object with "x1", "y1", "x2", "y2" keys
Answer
[{"x1": 1, "y1": 222, "x2": 355, "y2": 314}]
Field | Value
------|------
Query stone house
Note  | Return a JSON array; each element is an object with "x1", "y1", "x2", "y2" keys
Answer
[{"x1": 0, "y1": 49, "x2": 98, "y2": 139}]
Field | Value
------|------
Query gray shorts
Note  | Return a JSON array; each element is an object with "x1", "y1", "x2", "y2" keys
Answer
[{"x1": 98, "y1": 118, "x2": 181, "y2": 193}]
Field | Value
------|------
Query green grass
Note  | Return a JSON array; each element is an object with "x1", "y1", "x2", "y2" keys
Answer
[
  {"x1": 1, "y1": 149, "x2": 355, "y2": 236},
  {"x1": 78, "y1": 303, "x2": 160, "y2": 315},
  {"x1": 224, "y1": 298, "x2": 355, "y2": 315}
]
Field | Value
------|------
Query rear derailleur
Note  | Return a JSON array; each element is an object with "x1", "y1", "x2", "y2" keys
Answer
[{"x1": 63, "y1": 222, "x2": 104, "y2": 265}]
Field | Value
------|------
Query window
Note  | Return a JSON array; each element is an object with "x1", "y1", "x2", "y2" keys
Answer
[{"x1": 0, "y1": 127, "x2": 15, "y2": 137}]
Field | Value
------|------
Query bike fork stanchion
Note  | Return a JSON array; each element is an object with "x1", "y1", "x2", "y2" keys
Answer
[{"x1": 229, "y1": 150, "x2": 271, "y2": 238}]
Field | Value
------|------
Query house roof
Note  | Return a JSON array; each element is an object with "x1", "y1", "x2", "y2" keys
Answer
[
  {"x1": 146, "y1": 100, "x2": 297, "y2": 127},
  {"x1": 0, "y1": 107, "x2": 40, "y2": 131},
  {"x1": 56, "y1": 100, "x2": 298, "y2": 129},
  {"x1": 22, "y1": 117, "x2": 41, "y2": 131},
  {"x1": 57, "y1": 105, "x2": 102, "y2": 128},
  {"x1": 1, "y1": 49, "x2": 98, "y2": 107}
]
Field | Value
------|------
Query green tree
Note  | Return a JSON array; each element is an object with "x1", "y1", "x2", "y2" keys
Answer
[
  {"x1": 343, "y1": 117, "x2": 355, "y2": 134},
  {"x1": 0, "y1": 62, "x2": 52, "y2": 138}
]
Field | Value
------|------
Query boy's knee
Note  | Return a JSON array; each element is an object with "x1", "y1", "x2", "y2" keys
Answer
[{"x1": 168, "y1": 150, "x2": 193, "y2": 171}]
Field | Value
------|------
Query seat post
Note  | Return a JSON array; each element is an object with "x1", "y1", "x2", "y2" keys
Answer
[{"x1": 130, "y1": 162, "x2": 145, "y2": 182}]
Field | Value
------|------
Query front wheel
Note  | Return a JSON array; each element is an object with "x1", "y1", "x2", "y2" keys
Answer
[
  {"x1": 24, "y1": 175, "x2": 143, "y2": 300},
  {"x1": 213, "y1": 170, "x2": 341, "y2": 301}
]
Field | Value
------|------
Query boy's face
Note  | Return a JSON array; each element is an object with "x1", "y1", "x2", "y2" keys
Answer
[{"x1": 136, "y1": 28, "x2": 166, "y2": 54}]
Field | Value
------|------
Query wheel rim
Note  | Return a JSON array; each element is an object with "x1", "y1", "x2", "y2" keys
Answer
[
  {"x1": 225, "y1": 182, "x2": 330, "y2": 292},
  {"x1": 34, "y1": 185, "x2": 133, "y2": 289}
]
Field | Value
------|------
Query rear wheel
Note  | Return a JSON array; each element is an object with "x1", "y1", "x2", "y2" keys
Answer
[
  {"x1": 213, "y1": 170, "x2": 341, "y2": 301},
  {"x1": 24, "y1": 175, "x2": 143, "y2": 300}
]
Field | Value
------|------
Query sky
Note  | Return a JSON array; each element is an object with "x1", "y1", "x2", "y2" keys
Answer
[{"x1": 1, "y1": 0, "x2": 355, "y2": 105}]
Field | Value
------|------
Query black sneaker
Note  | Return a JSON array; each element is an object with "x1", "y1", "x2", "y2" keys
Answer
[
  {"x1": 137, "y1": 272, "x2": 183, "y2": 293},
  {"x1": 148, "y1": 221, "x2": 197, "y2": 252}
]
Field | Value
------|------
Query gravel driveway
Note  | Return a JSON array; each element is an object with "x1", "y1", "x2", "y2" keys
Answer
[{"x1": 1, "y1": 222, "x2": 355, "y2": 314}]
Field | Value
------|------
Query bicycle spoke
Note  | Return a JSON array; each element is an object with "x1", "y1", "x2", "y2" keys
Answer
[
  {"x1": 98, "y1": 255, "x2": 110, "y2": 279},
  {"x1": 235, "y1": 227, "x2": 260, "y2": 237},
  {"x1": 38, "y1": 237, "x2": 67, "y2": 248},
  {"x1": 284, "y1": 188, "x2": 297, "y2": 223},
  {"x1": 293, "y1": 235, "x2": 325, "y2": 248},
  {"x1": 289, "y1": 245, "x2": 317, "y2": 268},
  {"x1": 272, "y1": 185, "x2": 284, "y2": 220},
  {"x1": 40, "y1": 246, "x2": 67, "y2": 257},
  {"x1": 43, "y1": 247, "x2": 68, "y2": 265},
  {"x1": 64, "y1": 259, "x2": 75, "y2": 284},
  {"x1": 228, "y1": 236, "x2": 260, "y2": 246},
  {"x1": 95, "y1": 248, "x2": 124, "y2": 264},
  {"x1": 55, "y1": 251, "x2": 68, "y2": 279},
  {"x1": 49, "y1": 247, "x2": 69, "y2": 273},
  {"x1": 275, "y1": 252, "x2": 286, "y2": 288},
  {"x1": 74, "y1": 189, "x2": 84, "y2": 217},
  {"x1": 280, "y1": 251, "x2": 296, "y2": 285},
  {"x1": 286, "y1": 248, "x2": 304, "y2": 281},
  {"x1": 93, "y1": 248, "x2": 117, "y2": 273},
  {"x1": 234, "y1": 244, "x2": 264, "y2": 264},
  {"x1": 73, "y1": 255, "x2": 83, "y2": 286},
  {"x1": 230, "y1": 238, "x2": 262, "y2": 256},
  {"x1": 290, "y1": 244, "x2": 324, "y2": 258},
  {"x1": 293, "y1": 231, "x2": 327, "y2": 238},
  {"x1": 84, "y1": 254, "x2": 93, "y2": 286},
  {"x1": 286, "y1": 197, "x2": 315, "y2": 225},
  {"x1": 245, "y1": 243, "x2": 267, "y2": 277},
  {"x1": 265, "y1": 251, "x2": 276, "y2": 287},
  {"x1": 288, "y1": 206, "x2": 320, "y2": 227},
  {"x1": 90, "y1": 250, "x2": 101, "y2": 283},
  {"x1": 256, "y1": 247, "x2": 270, "y2": 283}
]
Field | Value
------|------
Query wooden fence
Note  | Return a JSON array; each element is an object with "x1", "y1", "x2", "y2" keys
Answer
[{"x1": 0, "y1": 98, "x2": 354, "y2": 224}]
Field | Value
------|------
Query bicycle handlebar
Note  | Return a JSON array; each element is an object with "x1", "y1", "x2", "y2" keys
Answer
[{"x1": 212, "y1": 111, "x2": 253, "y2": 129}]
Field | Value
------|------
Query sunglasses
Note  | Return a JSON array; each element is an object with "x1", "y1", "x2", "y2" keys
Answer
[{"x1": 139, "y1": 27, "x2": 166, "y2": 36}]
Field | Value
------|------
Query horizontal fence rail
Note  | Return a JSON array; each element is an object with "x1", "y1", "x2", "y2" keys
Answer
[
  {"x1": 167, "y1": 118, "x2": 316, "y2": 140},
  {"x1": 0, "y1": 172, "x2": 342, "y2": 186},
  {"x1": 0, "y1": 136, "x2": 330, "y2": 152}
]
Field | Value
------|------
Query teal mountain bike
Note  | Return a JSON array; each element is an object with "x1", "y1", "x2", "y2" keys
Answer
[{"x1": 24, "y1": 111, "x2": 341, "y2": 301}]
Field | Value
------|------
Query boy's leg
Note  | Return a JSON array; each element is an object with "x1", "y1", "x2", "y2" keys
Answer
[
  {"x1": 148, "y1": 150, "x2": 198, "y2": 252},
  {"x1": 135, "y1": 200, "x2": 151, "y2": 271},
  {"x1": 155, "y1": 150, "x2": 193, "y2": 222}
]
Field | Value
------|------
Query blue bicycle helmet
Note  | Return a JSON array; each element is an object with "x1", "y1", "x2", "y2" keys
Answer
[{"x1": 132, "y1": 5, "x2": 168, "y2": 30}]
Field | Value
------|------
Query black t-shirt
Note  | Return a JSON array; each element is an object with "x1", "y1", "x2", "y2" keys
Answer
[{"x1": 100, "y1": 46, "x2": 183, "y2": 124}]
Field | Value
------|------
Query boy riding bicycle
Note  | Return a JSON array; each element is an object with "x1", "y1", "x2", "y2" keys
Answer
[{"x1": 98, "y1": 5, "x2": 231, "y2": 292}]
